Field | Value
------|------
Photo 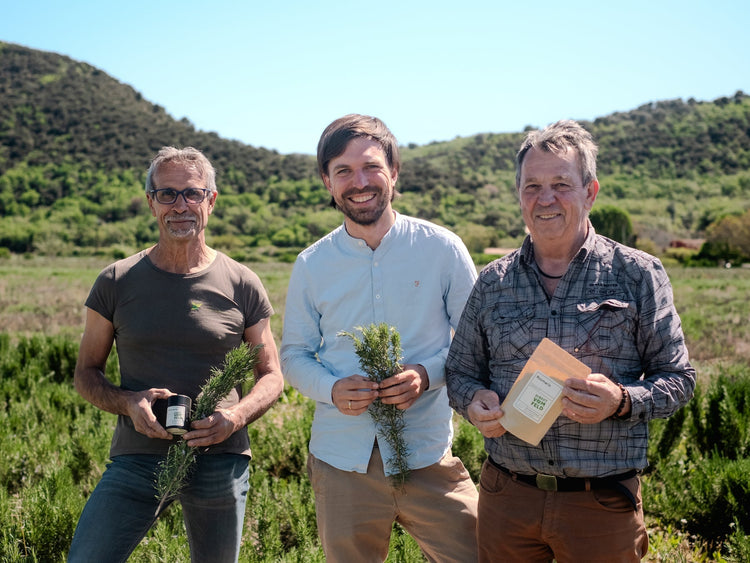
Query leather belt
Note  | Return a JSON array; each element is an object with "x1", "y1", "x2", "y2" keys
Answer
[{"x1": 489, "y1": 457, "x2": 637, "y2": 492}]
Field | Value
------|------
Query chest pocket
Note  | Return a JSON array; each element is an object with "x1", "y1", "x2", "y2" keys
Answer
[
  {"x1": 573, "y1": 299, "x2": 634, "y2": 358},
  {"x1": 486, "y1": 305, "x2": 536, "y2": 360}
]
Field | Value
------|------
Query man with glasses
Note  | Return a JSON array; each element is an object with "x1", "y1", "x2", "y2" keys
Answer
[
  {"x1": 445, "y1": 120, "x2": 695, "y2": 562},
  {"x1": 68, "y1": 146, "x2": 284, "y2": 562}
]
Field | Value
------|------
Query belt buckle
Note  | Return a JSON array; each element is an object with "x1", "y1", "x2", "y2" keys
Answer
[{"x1": 536, "y1": 473, "x2": 558, "y2": 491}]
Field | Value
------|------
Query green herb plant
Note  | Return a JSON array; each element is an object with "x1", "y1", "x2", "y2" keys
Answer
[
  {"x1": 153, "y1": 343, "x2": 262, "y2": 517},
  {"x1": 338, "y1": 323, "x2": 410, "y2": 489}
]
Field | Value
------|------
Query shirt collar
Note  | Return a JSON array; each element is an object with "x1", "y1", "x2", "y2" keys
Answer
[
  {"x1": 337, "y1": 211, "x2": 402, "y2": 254},
  {"x1": 520, "y1": 220, "x2": 597, "y2": 266}
]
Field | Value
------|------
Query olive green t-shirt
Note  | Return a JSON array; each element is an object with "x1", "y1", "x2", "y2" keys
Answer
[{"x1": 85, "y1": 250, "x2": 274, "y2": 458}]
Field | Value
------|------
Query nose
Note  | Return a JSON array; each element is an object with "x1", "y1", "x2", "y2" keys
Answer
[
  {"x1": 352, "y1": 168, "x2": 368, "y2": 189},
  {"x1": 537, "y1": 185, "x2": 556, "y2": 205},
  {"x1": 172, "y1": 193, "x2": 191, "y2": 211}
]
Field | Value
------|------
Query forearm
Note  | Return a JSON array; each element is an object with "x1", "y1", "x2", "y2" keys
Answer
[
  {"x1": 230, "y1": 369, "x2": 284, "y2": 428},
  {"x1": 445, "y1": 343, "x2": 492, "y2": 418},
  {"x1": 74, "y1": 366, "x2": 132, "y2": 416},
  {"x1": 631, "y1": 262, "x2": 697, "y2": 420}
]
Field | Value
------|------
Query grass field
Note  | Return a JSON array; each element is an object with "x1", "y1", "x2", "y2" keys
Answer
[{"x1": 1, "y1": 255, "x2": 749, "y2": 561}]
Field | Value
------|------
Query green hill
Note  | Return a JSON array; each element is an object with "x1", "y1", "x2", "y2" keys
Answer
[{"x1": 1, "y1": 40, "x2": 749, "y2": 260}]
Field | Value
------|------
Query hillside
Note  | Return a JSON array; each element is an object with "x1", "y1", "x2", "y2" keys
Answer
[
  {"x1": 1, "y1": 41, "x2": 749, "y2": 260},
  {"x1": 0, "y1": 42, "x2": 315, "y2": 188}
]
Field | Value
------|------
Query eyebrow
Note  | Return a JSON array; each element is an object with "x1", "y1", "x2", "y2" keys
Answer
[
  {"x1": 331, "y1": 159, "x2": 382, "y2": 172},
  {"x1": 522, "y1": 174, "x2": 575, "y2": 183}
]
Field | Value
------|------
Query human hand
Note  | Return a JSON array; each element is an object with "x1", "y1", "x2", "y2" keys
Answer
[
  {"x1": 561, "y1": 373, "x2": 625, "y2": 423},
  {"x1": 378, "y1": 364, "x2": 428, "y2": 410},
  {"x1": 467, "y1": 389, "x2": 507, "y2": 438},
  {"x1": 331, "y1": 375, "x2": 379, "y2": 416},
  {"x1": 183, "y1": 408, "x2": 241, "y2": 447},
  {"x1": 125, "y1": 387, "x2": 173, "y2": 440}
]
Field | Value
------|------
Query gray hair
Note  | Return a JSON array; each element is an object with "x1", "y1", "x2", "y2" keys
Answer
[
  {"x1": 145, "y1": 146, "x2": 217, "y2": 193},
  {"x1": 515, "y1": 120, "x2": 598, "y2": 188}
]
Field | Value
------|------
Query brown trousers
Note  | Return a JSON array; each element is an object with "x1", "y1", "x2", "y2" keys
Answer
[
  {"x1": 307, "y1": 446, "x2": 479, "y2": 563},
  {"x1": 477, "y1": 459, "x2": 648, "y2": 562}
]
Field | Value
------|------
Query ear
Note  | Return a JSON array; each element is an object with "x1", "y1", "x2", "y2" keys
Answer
[
  {"x1": 322, "y1": 175, "x2": 333, "y2": 193},
  {"x1": 147, "y1": 193, "x2": 157, "y2": 217},
  {"x1": 390, "y1": 166, "x2": 399, "y2": 185},
  {"x1": 207, "y1": 191, "x2": 217, "y2": 215},
  {"x1": 585, "y1": 179, "x2": 599, "y2": 210}
]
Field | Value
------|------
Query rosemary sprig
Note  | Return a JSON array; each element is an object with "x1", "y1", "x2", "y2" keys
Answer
[
  {"x1": 153, "y1": 343, "x2": 262, "y2": 516},
  {"x1": 338, "y1": 324, "x2": 410, "y2": 489}
]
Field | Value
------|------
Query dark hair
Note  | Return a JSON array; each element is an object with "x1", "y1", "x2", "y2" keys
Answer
[
  {"x1": 316, "y1": 114, "x2": 400, "y2": 179},
  {"x1": 145, "y1": 146, "x2": 217, "y2": 193},
  {"x1": 515, "y1": 120, "x2": 598, "y2": 188}
]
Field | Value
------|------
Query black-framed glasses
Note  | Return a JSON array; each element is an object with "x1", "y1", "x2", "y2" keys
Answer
[{"x1": 150, "y1": 188, "x2": 212, "y2": 205}]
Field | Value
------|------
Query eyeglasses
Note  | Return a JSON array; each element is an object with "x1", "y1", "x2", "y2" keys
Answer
[{"x1": 150, "y1": 188, "x2": 212, "y2": 205}]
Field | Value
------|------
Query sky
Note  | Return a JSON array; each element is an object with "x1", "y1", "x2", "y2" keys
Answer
[{"x1": 2, "y1": 0, "x2": 749, "y2": 155}]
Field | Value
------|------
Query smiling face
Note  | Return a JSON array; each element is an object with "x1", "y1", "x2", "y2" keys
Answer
[
  {"x1": 323, "y1": 136, "x2": 398, "y2": 233},
  {"x1": 518, "y1": 146, "x2": 599, "y2": 254},
  {"x1": 147, "y1": 162, "x2": 217, "y2": 243}
]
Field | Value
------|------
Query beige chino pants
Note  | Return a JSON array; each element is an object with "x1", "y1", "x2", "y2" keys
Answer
[{"x1": 307, "y1": 445, "x2": 479, "y2": 563}]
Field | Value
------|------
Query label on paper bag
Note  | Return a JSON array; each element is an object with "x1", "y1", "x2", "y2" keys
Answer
[{"x1": 513, "y1": 370, "x2": 564, "y2": 423}]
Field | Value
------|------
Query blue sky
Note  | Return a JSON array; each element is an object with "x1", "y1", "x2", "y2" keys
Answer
[{"x1": 2, "y1": 0, "x2": 748, "y2": 155}]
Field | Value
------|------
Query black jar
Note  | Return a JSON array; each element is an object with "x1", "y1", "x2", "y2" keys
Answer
[{"x1": 165, "y1": 394, "x2": 192, "y2": 435}]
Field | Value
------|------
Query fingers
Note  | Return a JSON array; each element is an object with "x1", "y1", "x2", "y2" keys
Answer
[
  {"x1": 332, "y1": 375, "x2": 379, "y2": 416},
  {"x1": 378, "y1": 366, "x2": 426, "y2": 410},
  {"x1": 467, "y1": 389, "x2": 506, "y2": 438},
  {"x1": 184, "y1": 410, "x2": 237, "y2": 447},
  {"x1": 562, "y1": 373, "x2": 621, "y2": 423},
  {"x1": 126, "y1": 389, "x2": 172, "y2": 439},
  {"x1": 468, "y1": 402, "x2": 506, "y2": 438}
]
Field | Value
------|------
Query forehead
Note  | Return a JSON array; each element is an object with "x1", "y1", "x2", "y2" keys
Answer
[
  {"x1": 153, "y1": 162, "x2": 205, "y2": 188},
  {"x1": 330, "y1": 137, "x2": 388, "y2": 168},
  {"x1": 520, "y1": 147, "x2": 581, "y2": 182}
]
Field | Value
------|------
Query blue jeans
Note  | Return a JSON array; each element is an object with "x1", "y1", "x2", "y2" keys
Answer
[{"x1": 68, "y1": 453, "x2": 250, "y2": 563}]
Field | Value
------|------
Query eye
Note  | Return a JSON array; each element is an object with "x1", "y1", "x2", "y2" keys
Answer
[
  {"x1": 156, "y1": 188, "x2": 178, "y2": 203},
  {"x1": 522, "y1": 184, "x2": 540, "y2": 193},
  {"x1": 184, "y1": 188, "x2": 205, "y2": 202}
]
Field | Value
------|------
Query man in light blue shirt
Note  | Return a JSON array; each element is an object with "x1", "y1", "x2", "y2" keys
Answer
[{"x1": 281, "y1": 114, "x2": 478, "y2": 562}]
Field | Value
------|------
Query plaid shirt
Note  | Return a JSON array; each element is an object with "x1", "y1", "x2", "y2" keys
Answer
[{"x1": 446, "y1": 227, "x2": 695, "y2": 478}]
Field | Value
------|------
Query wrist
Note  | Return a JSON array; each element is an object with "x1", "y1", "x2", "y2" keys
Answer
[{"x1": 610, "y1": 383, "x2": 630, "y2": 419}]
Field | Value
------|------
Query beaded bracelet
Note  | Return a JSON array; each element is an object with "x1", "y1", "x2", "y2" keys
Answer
[{"x1": 611, "y1": 383, "x2": 628, "y2": 419}]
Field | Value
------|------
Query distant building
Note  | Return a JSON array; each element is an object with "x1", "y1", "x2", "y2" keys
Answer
[{"x1": 668, "y1": 239, "x2": 705, "y2": 250}]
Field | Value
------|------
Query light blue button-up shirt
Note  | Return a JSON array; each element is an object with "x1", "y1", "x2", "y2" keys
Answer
[{"x1": 281, "y1": 212, "x2": 477, "y2": 475}]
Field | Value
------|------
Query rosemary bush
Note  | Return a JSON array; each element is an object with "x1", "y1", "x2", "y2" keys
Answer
[
  {"x1": 154, "y1": 343, "x2": 262, "y2": 516},
  {"x1": 338, "y1": 323, "x2": 410, "y2": 488}
]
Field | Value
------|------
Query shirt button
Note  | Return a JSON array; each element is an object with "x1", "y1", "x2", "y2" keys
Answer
[
  {"x1": 551, "y1": 310, "x2": 557, "y2": 316},
  {"x1": 374, "y1": 262, "x2": 379, "y2": 267},
  {"x1": 376, "y1": 294, "x2": 381, "y2": 300}
]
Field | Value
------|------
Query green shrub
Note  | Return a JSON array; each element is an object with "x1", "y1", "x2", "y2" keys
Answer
[
  {"x1": 646, "y1": 456, "x2": 750, "y2": 551},
  {"x1": 452, "y1": 416, "x2": 486, "y2": 483},
  {"x1": 688, "y1": 368, "x2": 750, "y2": 460},
  {"x1": 645, "y1": 364, "x2": 750, "y2": 556}
]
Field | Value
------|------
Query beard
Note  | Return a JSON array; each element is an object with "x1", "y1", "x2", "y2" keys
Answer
[
  {"x1": 335, "y1": 186, "x2": 391, "y2": 226},
  {"x1": 164, "y1": 214, "x2": 199, "y2": 238}
]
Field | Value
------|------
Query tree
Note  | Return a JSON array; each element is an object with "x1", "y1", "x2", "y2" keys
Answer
[
  {"x1": 590, "y1": 204, "x2": 636, "y2": 246},
  {"x1": 701, "y1": 210, "x2": 750, "y2": 262}
]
